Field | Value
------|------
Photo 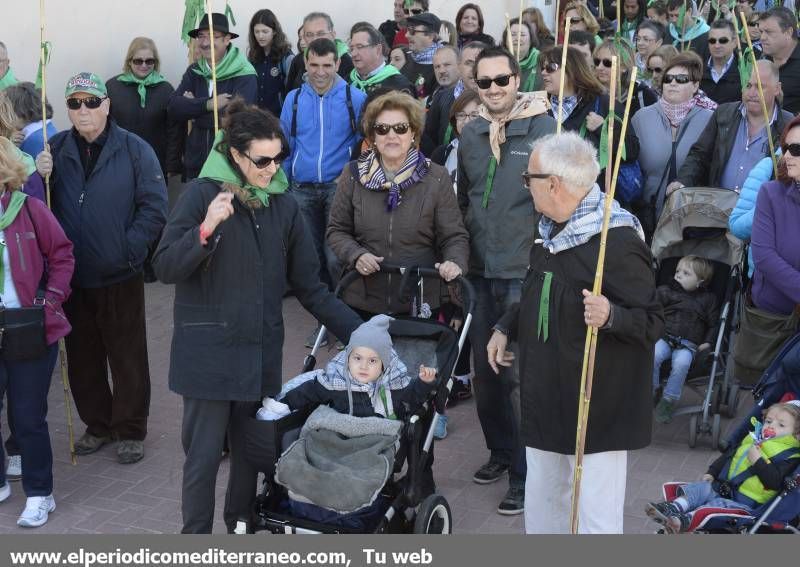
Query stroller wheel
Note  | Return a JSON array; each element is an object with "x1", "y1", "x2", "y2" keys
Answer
[
  {"x1": 413, "y1": 494, "x2": 452, "y2": 534},
  {"x1": 688, "y1": 414, "x2": 698, "y2": 448},
  {"x1": 711, "y1": 414, "x2": 722, "y2": 450},
  {"x1": 724, "y1": 385, "x2": 740, "y2": 418}
]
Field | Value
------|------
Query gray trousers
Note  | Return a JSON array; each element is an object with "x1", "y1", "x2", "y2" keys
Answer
[{"x1": 180, "y1": 397, "x2": 259, "y2": 534}]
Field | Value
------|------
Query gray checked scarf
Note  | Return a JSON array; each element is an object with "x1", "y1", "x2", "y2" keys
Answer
[{"x1": 538, "y1": 184, "x2": 644, "y2": 254}]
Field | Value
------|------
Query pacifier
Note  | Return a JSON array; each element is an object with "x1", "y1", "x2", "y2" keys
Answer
[{"x1": 762, "y1": 426, "x2": 777, "y2": 439}]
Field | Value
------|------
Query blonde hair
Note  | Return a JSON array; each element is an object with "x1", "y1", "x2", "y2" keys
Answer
[
  {"x1": 763, "y1": 402, "x2": 800, "y2": 436},
  {"x1": 563, "y1": 2, "x2": 600, "y2": 36},
  {"x1": 361, "y1": 91, "x2": 424, "y2": 148},
  {"x1": 0, "y1": 91, "x2": 19, "y2": 139},
  {"x1": 678, "y1": 255, "x2": 714, "y2": 286},
  {"x1": 123, "y1": 37, "x2": 160, "y2": 73},
  {"x1": 0, "y1": 137, "x2": 28, "y2": 192}
]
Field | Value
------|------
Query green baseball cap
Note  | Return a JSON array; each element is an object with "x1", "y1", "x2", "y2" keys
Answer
[{"x1": 64, "y1": 72, "x2": 107, "y2": 98}]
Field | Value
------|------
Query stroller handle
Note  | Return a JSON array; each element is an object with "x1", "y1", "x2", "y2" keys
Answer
[{"x1": 334, "y1": 262, "x2": 476, "y2": 314}]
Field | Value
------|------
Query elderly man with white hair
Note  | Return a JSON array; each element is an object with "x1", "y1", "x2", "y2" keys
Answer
[{"x1": 487, "y1": 132, "x2": 664, "y2": 533}]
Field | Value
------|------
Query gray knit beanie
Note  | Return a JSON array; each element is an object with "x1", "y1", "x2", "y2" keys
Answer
[{"x1": 347, "y1": 315, "x2": 395, "y2": 371}]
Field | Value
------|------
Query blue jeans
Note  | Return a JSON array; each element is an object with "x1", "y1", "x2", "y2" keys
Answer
[
  {"x1": 653, "y1": 338, "x2": 696, "y2": 401},
  {"x1": 678, "y1": 480, "x2": 755, "y2": 513},
  {"x1": 468, "y1": 276, "x2": 525, "y2": 488},
  {"x1": 289, "y1": 182, "x2": 340, "y2": 290},
  {"x1": 0, "y1": 344, "x2": 59, "y2": 496}
]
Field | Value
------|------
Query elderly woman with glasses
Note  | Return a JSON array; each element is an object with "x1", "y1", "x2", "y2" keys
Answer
[
  {"x1": 631, "y1": 51, "x2": 713, "y2": 238},
  {"x1": 106, "y1": 37, "x2": 181, "y2": 177},
  {"x1": 634, "y1": 20, "x2": 666, "y2": 73},
  {"x1": 327, "y1": 91, "x2": 469, "y2": 319}
]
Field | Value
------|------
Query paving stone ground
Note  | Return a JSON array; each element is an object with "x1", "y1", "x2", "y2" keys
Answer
[{"x1": 0, "y1": 282, "x2": 748, "y2": 534}]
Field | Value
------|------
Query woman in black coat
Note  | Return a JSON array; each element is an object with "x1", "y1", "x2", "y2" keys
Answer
[
  {"x1": 106, "y1": 37, "x2": 182, "y2": 176},
  {"x1": 153, "y1": 101, "x2": 362, "y2": 534}
]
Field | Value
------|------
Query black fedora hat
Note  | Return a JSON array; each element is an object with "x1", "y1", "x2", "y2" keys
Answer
[{"x1": 188, "y1": 13, "x2": 239, "y2": 39}]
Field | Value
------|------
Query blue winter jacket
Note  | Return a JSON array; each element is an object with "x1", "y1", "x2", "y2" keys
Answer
[
  {"x1": 280, "y1": 77, "x2": 366, "y2": 184},
  {"x1": 49, "y1": 121, "x2": 168, "y2": 288},
  {"x1": 729, "y1": 154, "x2": 777, "y2": 277}
]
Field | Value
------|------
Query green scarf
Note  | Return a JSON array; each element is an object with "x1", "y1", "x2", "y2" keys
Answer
[
  {"x1": 349, "y1": 64, "x2": 401, "y2": 90},
  {"x1": 11, "y1": 146, "x2": 36, "y2": 177},
  {"x1": 519, "y1": 48, "x2": 541, "y2": 92},
  {"x1": 0, "y1": 191, "x2": 28, "y2": 294},
  {"x1": 198, "y1": 131, "x2": 288, "y2": 207},
  {"x1": 193, "y1": 46, "x2": 257, "y2": 83},
  {"x1": 117, "y1": 71, "x2": 168, "y2": 108},
  {"x1": 579, "y1": 110, "x2": 627, "y2": 170},
  {"x1": 0, "y1": 67, "x2": 18, "y2": 91}
]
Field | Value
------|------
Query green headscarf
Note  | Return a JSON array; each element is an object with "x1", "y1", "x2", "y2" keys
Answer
[
  {"x1": 198, "y1": 130, "x2": 288, "y2": 207},
  {"x1": 193, "y1": 46, "x2": 256, "y2": 83},
  {"x1": 349, "y1": 64, "x2": 402, "y2": 91},
  {"x1": 0, "y1": 191, "x2": 28, "y2": 293},
  {"x1": 0, "y1": 67, "x2": 18, "y2": 91},
  {"x1": 117, "y1": 71, "x2": 168, "y2": 108}
]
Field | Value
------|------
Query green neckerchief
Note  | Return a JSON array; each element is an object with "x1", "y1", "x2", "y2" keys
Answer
[
  {"x1": 379, "y1": 385, "x2": 397, "y2": 420},
  {"x1": 579, "y1": 109, "x2": 627, "y2": 169},
  {"x1": 349, "y1": 64, "x2": 401, "y2": 90},
  {"x1": 0, "y1": 67, "x2": 18, "y2": 90},
  {"x1": 11, "y1": 146, "x2": 36, "y2": 177},
  {"x1": 117, "y1": 71, "x2": 168, "y2": 108},
  {"x1": 193, "y1": 46, "x2": 257, "y2": 83},
  {"x1": 537, "y1": 272, "x2": 553, "y2": 342},
  {"x1": 519, "y1": 48, "x2": 541, "y2": 92},
  {"x1": 0, "y1": 191, "x2": 28, "y2": 294},
  {"x1": 442, "y1": 124, "x2": 453, "y2": 146},
  {"x1": 481, "y1": 156, "x2": 497, "y2": 208},
  {"x1": 198, "y1": 130, "x2": 288, "y2": 207},
  {"x1": 620, "y1": 18, "x2": 639, "y2": 37}
]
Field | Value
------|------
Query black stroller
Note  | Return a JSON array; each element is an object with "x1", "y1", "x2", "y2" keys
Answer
[
  {"x1": 651, "y1": 187, "x2": 746, "y2": 448},
  {"x1": 240, "y1": 264, "x2": 474, "y2": 534}
]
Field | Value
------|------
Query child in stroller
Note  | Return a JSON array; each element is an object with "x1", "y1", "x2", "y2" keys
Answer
[
  {"x1": 653, "y1": 255, "x2": 719, "y2": 423},
  {"x1": 646, "y1": 401, "x2": 800, "y2": 533}
]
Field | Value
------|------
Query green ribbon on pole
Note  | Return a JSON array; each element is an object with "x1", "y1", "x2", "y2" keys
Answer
[
  {"x1": 482, "y1": 156, "x2": 497, "y2": 209},
  {"x1": 225, "y1": 1, "x2": 236, "y2": 26},
  {"x1": 579, "y1": 110, "x2": 626, "y2": 170},
  {"x1": 537, "y1": 272, "x2": 553, "y2": 342},
  {"x1": 181, "y1": 0, "x2": 205, "y2": 45},
  {"x1": 35, "y1": 41, "x2": 51, "y2": 90},
  {"x1": 738, "y1": 46, "x2": 753, "y2": 92}
]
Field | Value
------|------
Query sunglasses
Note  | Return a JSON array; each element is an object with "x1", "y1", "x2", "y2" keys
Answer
[
  {"x1": 593, "y1": 58, "x2": 613, "y2": 68},
  {"x1": 66, "y1": 96, "x2": 106, "y2": 110},
  {"x1": 243, "y1": 151, "x2": 285, "y2": 168},
  {"x1": 783, "y1": 143, "x2": 800, "y2": 157},
  {"x1": 748, "y1": 20, "x2": 760, "y2": 26},
  {"x1": 569, "y1": 17, "x2": 583, "y2": 24},
  {"x1": 373, "y1": 122, "x2": 411, "y2": 135},
  {"x1": 540, "y1": 61, "x2": 561, "y2": 73},
  {"x1": 662, "y1": 73, "x2": 691, "y2": 84},
  {"x1": 475, "y1": 73, "x2": 516, "y2": 89},
  {"x1": 131, "y1": 58, "x2": 156, "y2": 66},
  {"x1": 708, "y1": 37, "x2": 731, "y2": 44},
  {"x1": 647, "y1": 66, "x2": 663, "y2": 74},
  {"x1": 404, "y1": 7, "x2": 424, "y2": 15}
]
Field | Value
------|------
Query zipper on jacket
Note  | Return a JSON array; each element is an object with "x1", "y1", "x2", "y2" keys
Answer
[
  {"x1": 15, "y1": 233, "x2": 26, "y2": 272},
  {"x1": 78, "y1": 191, "x2": 85, "y2": 205},
  {"x1": 317, "y1": 95, "x2": 324, "y2": 182},
  {"x1": 181, "y1": 321, "x2": 228, "y2": 328},
  {"x1": 386, "y1": 213, "x2": 394, "y2": 309}
]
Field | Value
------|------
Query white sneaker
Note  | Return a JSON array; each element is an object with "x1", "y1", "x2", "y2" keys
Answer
[
  {"x1": 0, "y1": 482, "x2": 10, "y2": 502},
  {"x1": 17, "y1": 495, "x2": 55, "y2": 528},
  {"x1": 6, "y1": 455, "x2": 21, "y2": 481}
]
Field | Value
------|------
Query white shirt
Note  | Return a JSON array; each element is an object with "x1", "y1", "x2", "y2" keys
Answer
[{"x1": 0, "y1": 204, "x2": 21, "y2": 308}]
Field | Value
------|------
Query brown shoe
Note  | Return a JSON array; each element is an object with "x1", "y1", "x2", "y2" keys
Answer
[
  {"x1": 73, "y1": 433, "x2": 111, "y2": 456},
  {"x1": 117, "y1": 440, "x2": 144, "y2": 464}
]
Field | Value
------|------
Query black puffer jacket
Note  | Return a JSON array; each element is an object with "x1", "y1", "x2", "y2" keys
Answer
[{"x1": 657, "y1": 281, "x2": 719, "y2": 346}]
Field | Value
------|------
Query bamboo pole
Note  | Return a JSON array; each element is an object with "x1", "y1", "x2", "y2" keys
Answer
[
  {"x1": 39, "y1": 0, "x2": 76, "y2": 466},
  {"x1": 732, "y1": 10, "x2": 743, "y2": 54},
  {"x1": 569, "y1": 63, "x2": 640, "y2": 535},
  {"x1": 517, "y1": 0, "x2": 524, "y2": 62},
  {"x1": 206, "y1": 0, "x2": 220, "y2": 134},
  {"x1": 740, "y1": 12, "x2": 778, "y2": 178},
  {"x1": 556, "y1": 18, "x2": 572, "y2": 135},
  {"x1": 505, "y1": 13, "x2": 515, "y2": 55}
]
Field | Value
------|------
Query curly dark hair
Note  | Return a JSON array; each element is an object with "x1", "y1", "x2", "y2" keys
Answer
[{"x1": 247, "y1": 9, "x2": 292, "y2": 66}]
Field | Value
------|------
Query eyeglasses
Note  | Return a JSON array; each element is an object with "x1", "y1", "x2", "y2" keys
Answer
[
  {"x1": 569, "y1": 17, "x2": 584, "y2": 24},
  {"x1": 404, "y1": 8, "x2": 424, "y2": 15},
  {"x1": 521, "y1": 171, "x2": 554, "y2": 186},
  {"x1": 635, "y1": 35, "x2": 655, "y2": 43},
  {"x1": 748, "y1": 20, "x2": 760, "y2": 26},
  {"x1": 540, "y1": 61, "x2": 560, "y2": 73},
  {"x1": 475, "y1": 73, "x2": 517, "y2": 89},
  {"x1": 406, "y1": 27, "x2": 431, "y2": 36},
  {"x1": 350, "y1": 43, "x2": 375, "y2": 52},
  {"x1": 783, "y1": 143, "x2": 800, "y2": 157},
  {"x1": 66, "y1": 96, "x2": 106, "y2": 110},
  {"x1": 373, "y1": 122, "x2": 411, "y2": 135},
  {"x1": 662, "y1": 73, "x2": 691, "y2": 84},
  {"x1": 303, "y1": 30, "x2": 332, "y2": 40},
  {"x1": 455, "y1": 111, "x2": 481, "y2": 121},
  {"x1": 647, "y1": 66, "x2": 663, "y2": 74},
  {"x1": 131, "y1": 58, "x2": 156, "y2": 67},
  {"x1": 593, "y1": 58, "x2": 613, "y2": 68},
  {"x1": 243, "y1": 151, "x2": 285, "y2": 169},
  {"x1": 708, "y1": 37, "x2": 731, "y2": 44}
]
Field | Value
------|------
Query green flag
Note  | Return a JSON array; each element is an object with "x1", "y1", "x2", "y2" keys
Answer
[
  {"x1": 181, "y1": 0, "x2": 204, "y2": 45},
  {"x1": 35, "y1": 41, "x2": 51, "y2": 90},
  {"x1": 224, "y1": 1, "x2": 236, "y2": 26}
]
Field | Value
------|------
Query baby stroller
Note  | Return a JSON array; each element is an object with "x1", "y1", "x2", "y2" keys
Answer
[
  {"x1": 240, "y1": 264, "x2": 475, "y2": 534},
  {"x1": 651, "y1": 187, "x2": 745, "y2": 448},
  {"x1": 653, "y1": 334, "x2": 800, "y2": 534}
]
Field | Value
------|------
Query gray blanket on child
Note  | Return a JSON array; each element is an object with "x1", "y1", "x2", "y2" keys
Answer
[{"x1": 274, "y1": 405, "x2": 402, "y2": 513}]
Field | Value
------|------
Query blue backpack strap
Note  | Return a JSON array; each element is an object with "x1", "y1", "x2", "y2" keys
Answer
[{"x1": 345, "y1": 84, "x2": 356, "y2": 134}]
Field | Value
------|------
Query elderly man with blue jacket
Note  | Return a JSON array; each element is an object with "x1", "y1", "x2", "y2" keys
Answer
[
  {"x1": 36, "y1": 72, "x2": 167, "y2": 464},
  {"x1": 281, "y1": 38, "x2": 366, "y2": 346}
]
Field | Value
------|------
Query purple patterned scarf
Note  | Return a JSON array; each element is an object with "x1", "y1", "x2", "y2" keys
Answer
[{"x1": 357, "y1": 148, "x2": 430, "y2": 211}]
